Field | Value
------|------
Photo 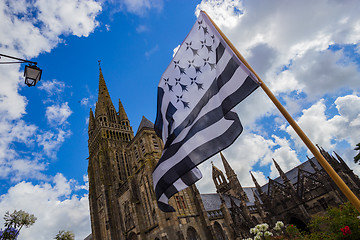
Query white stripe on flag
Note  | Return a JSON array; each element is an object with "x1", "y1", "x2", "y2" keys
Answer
[
  {"x1": 153, "y1": 114, "x2": 234, "y2": 186},
  {"x1": 158, "y1": 167, "x2": 202, "y2": 205},
  {"x1": 175, "y1": 66, "x2": 249, "y2": 142},
  {"x1": 153, "y1": 10, "x2": 260, "y2": 212}
]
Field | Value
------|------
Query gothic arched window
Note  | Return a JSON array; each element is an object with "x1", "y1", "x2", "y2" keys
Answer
[
  {"x1": 213, "y1": 222, "x2": 225, "y2": 240},
  {"x1": 152, "y1": 136, "x2": 159, "y2": 149},
  {"x1": 134, "y1": 147, "x2": 139, "y2": 160},
  {"x1": 115, "y1": 152, "x2": 124, "y2": 181},
  {"x1": 187, "y1": 227, "x2": 200, "y2": 240},
  {"x1": 124, "y1": 153, "x2": 131, "y2": 176},
  {"x1": 140, "y1": 139, "x2": 145, "y2": 154}
]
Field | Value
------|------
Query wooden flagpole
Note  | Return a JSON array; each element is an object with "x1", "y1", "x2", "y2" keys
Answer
[{"x1": 202, "y1": 10, "x2": 360, "y2": 213}]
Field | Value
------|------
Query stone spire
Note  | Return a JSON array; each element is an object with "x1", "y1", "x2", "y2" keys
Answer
[
  {"x1": 250, "y1": 171, "x2": 272, "y2": 215},
  {"x1": 250, "y1": 171, "x2": 263, "y2": 195},
  {"x1": 307, "y1": 156, "x2": 320, "y2": 173},
  {"x1": 88, "y1": 108, "x2": 95, "y2": 134},
  {"x1": 212, "y1": 162, "x2": 223, "y2": 180},
  {"x1": 118, "y1": 98, "x2": 128, "y2": 121},
  {"x1": 220, "y1": 152, "x2": 249, "y2": 202},
  {"x1": 272, "y1": 159, "x2": 310, "y2": 220},
  {"x1": 272, "y1": 158, "x2": 290, "y2": 183},
  {"x1": 98, "y1": 65, "x2": 111, "y2": 102},
  {"x1": 252, "y1": 189, "x2": 267, "y2": 223},
  {"x1": 212, "y1": 162, "x2": 229, "y2": 193},
  {"x1": 316, "y1": 144, "x2": 339, "y2": 168},
  {"x1": 334, "y1": 151, "x2": 351, "y2": 171},
  {"x1": 95, "y1": 64, "x2": 115, "y2": 119},
  {"x1": 272, "y1": 159, "x2": 298, "y2": 198},
  {"x1": 220, "y1": 152, "x2": 235, "y2": 178}
]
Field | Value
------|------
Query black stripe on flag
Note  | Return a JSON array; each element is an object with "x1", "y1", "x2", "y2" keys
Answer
[
  {"x1": 165, "y1": 102, "x2": 177, "y2": 147},
  {"x1": 155, "y1": 110, "x2": 242, "y2": 201},
  {"x1": 154, "y1": 87, "x2": 165, "y2": 139},
  {"x1": 153, "y1": 11, "x2": 261, "y2": 212},
  {"x1": 161, "y1": 56, "x2": 240, "y2": 151},
  {"x1": 216, "y1": 42, "x2": 225, "y2": 63},
  {"x1": 155, "y1": 77, "x2": 258, "y2": 201}
]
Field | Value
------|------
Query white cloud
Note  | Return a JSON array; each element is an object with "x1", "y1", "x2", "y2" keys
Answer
[
  {"x1": 35, "y1": 0, "x2": 102, "y2": 38},
  {"x1": 0, "y1": 174, "x2": 90, "y2": 240},
  {"x1": 196, "y1": 0, "x2": 360, "y2": 101},
  {"x1": 195, "y1": 0, "x2": 243, "y2": 29},
  {"x1": 0, "y1": 0, "x2": 102, "y2": 181},
  {"x1": 7, "y1": 158, "x2": 48, "y2": 182},
  {"x1": 37, "y1": 129, "x2": 72, "y2": 158},
  {"x1": 284, "y1": 94, "x2": 360, "y2": 153},
  {"x1": 234, "y1": 88, "x2": 277, "y2": 129},
  {"x1": 335, "y1": 95, "x2": 360, "y2": 128},
  {"x1": 0, "y1": 65, "x2": 27, "y2": 120},
  {"x1": 0, "y1": 120, "x2": 44, "y2": 181},
  {"x1": 75, "y1": 175, "x2": 89, "y2": 191},
  {"x1": 38, "y1": 80, "x2": 66, "y2": 97},
  {"x1": 269, "y1": 135, "x2": 301, "y2": 178},
  {"x1": 45, "y1": 102, "x2": 72, "y2": 126},
  {"x1": 250, "y1": 171, "x2": 267, "y2": 186},
  {"x1": 145, "y1": 44, "x2": 159, "y2": 58},
  {"x1": 274, "y1": 48, "x2": 360, "y2": 98},
  {"x1": 0, "y1": 0, "x2": 102, "y2": 58},
  {"x1": 197, "y1": 132, "x2": 297, "y2": 192},
  {"x1": 114, "y1": 0, "x2": 163, "y2": 15},
  {"x1": 196, "y1": 131, "x2": 312, "y2": 193},
  {"x1": 194, "y1": 0, "x2": 360, "y2": 189},
  {"x1": 80, "y1": 98, "x2": 89, "y2": 106},
  {"x1": 136, "y1": 24, "x2": 149, "y2": 33}
]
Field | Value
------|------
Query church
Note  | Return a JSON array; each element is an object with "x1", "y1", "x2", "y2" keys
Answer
[{"x1": 85, "y1": 68, "x2": 360, "y2": 240}]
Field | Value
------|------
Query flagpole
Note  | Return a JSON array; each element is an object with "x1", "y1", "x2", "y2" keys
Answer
[{"x1": 202, "y1": 10, "x2": 360, "y2": 213}]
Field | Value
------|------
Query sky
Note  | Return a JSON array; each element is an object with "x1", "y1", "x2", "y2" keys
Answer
[{"x1": 0, "y1": 0, "x2": 359, "y2": 239}]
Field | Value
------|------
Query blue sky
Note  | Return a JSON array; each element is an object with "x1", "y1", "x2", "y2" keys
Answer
[{"x1": 0, "y1": 0, "x2": 360, "y2": 239}]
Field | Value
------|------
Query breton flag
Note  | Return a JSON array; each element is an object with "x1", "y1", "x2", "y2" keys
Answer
[{"x1": 153, "y1": 11, "x2": 260, "y2": 212}]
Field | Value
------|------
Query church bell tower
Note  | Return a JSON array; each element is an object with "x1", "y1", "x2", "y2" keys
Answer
[{"x1": 87, "y1": 66, "x2": 134, "y2": 239}]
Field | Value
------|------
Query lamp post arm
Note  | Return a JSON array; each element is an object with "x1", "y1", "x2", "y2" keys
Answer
[{"x1": 0, "y1": 54, "x2": 37, "y2": 65}]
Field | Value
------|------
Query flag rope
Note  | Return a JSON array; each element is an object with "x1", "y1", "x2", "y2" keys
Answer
[{"x1": 202, "y1": 10, "x2": 360, "y2": 213}]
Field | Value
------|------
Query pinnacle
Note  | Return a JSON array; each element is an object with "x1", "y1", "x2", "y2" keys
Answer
[
  {"x1": 220, "y1": 152, "x2": 235, "y2": 177},
  {"x1": 95, "y1": 65, "x2": 115, "y2": 118},
  {"x1": 250, "y1": 171, "x2": 262, "y2": 190},
  {"x1": 118, "y1": 99, "x2": 128, "y2": 121},
  {"x1": 88, "y1": 108, "x2": 96, "y2": 132}
]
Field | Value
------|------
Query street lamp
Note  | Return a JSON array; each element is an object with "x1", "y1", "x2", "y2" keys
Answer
[{"x1": 0, "y1": 53, "x2": 42, "y2": 87}]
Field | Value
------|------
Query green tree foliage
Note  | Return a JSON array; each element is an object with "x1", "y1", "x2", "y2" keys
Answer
[
  {"x1": 354, "y1": 143, "x2": 360, "y2": 164},
  {"x1": 245, "y1": 202, "x2": 360, "y2": 240},
  {"x1": 306, "y1": 202, "x2": 360, "y2": 240},
  {"x1": 0, "y1": 210, "x2": 36, "y2": 240},
  {"x1": 54, "y1": 230, "x2": 75, "y2": 240}
]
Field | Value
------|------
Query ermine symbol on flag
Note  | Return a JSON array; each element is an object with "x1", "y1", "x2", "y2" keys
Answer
[{"x1": 153, "y1": 11, "x2": 260, "y2": 212}]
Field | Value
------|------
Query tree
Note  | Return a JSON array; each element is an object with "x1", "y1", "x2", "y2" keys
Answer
[
  {"x1": 0, "y1": 210, "x2": 36, "y2": 240},
  {"x1": 54, "y1": 230, "x2": 75, "y2": 240},
  {"x1": 307, "y1": 202, "x2": 360, "y2": 239},
  {"x1": 354, "y1": 143, "x2": 360, "y2": 164}
]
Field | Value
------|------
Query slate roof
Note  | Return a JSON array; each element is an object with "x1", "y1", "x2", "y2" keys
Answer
[
  {"x1": 136, "y1": 116, "x2": 154, "y2": 134},
  {"x1": 200, "y1": 193, "x2": 242, "y2": 211},
  {"x1": 260, "y1": 157, "x2": 321, "y2": 193},
  {"x1": 201, "y1": 158, "x2": 322, "y2": 212}
]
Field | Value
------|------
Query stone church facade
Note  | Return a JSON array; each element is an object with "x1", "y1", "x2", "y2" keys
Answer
[{"x1": 86, "y1": 68, "x2": 360, "y2": 240}]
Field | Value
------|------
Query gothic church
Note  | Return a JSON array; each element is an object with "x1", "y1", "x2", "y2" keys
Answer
[{"x1": 86, "y1": 68, "x2": 360, "y2": 240}]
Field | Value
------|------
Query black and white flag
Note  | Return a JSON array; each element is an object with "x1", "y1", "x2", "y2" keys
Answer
[{"x1": 153, "y1": 11, "x2": 260, "y2": 212}]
